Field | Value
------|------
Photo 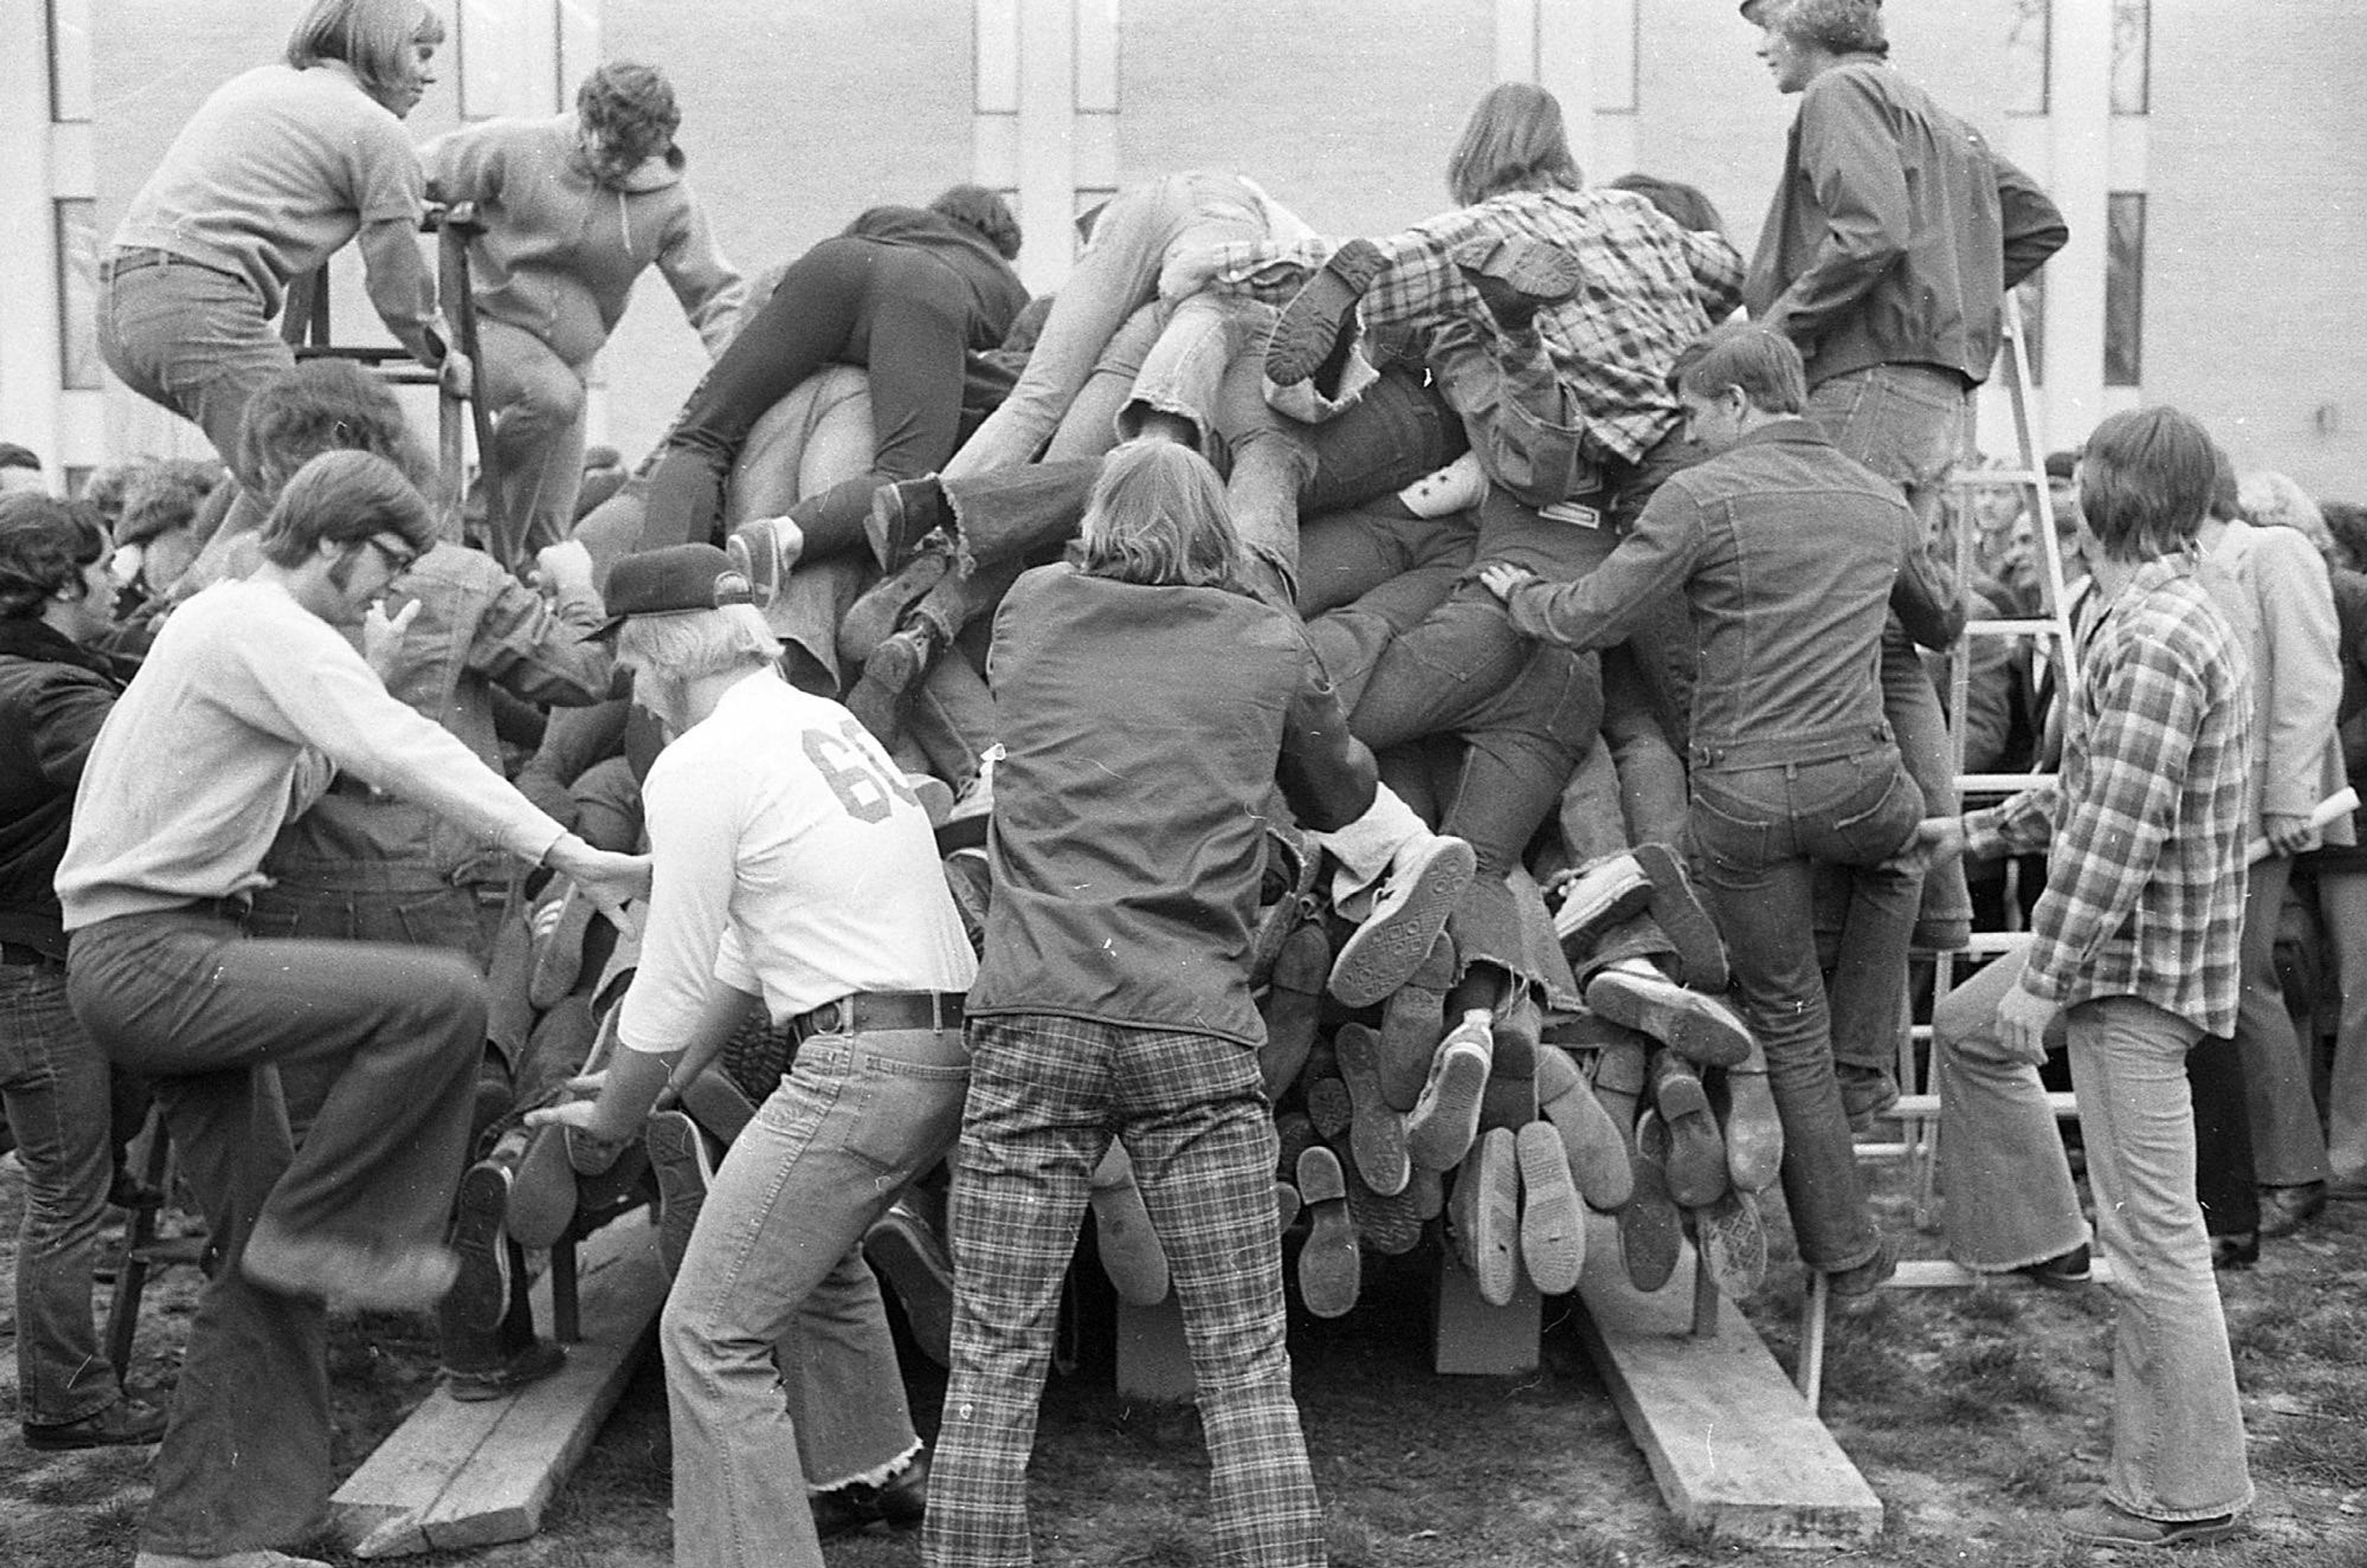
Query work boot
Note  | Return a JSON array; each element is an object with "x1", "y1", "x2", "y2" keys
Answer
[
  {"x1": 1451, "y1": 234, "x2": 1584, "y2": 332},
  {"x1": 1295, "y1": 1145, "x2": 1362, "y2": 1318},
  {"x1": 1265, "y1": 237, "x2": 1389, "y2": 387},
  {"x1": 1648, "y1": 1048, "x2": 1730, "y2": 1209}
]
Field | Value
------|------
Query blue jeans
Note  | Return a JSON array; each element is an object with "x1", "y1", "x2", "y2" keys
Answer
[
  {"x1": 0, "y1": 960, "x2": 121, "y2": 1427},
  {"x1": 68, "y1": 906, "x2": 483, "y2": 1558},
  {"x1": 476, "y1": 316, "x2": 591, "y2": 564},
  {"x1": 1804, "y1": 364, "x2": 1971, "y2": 942},
  {"x1": 663, "y1": 1023, "x2": 968, "y2": 1568},
  {"x1": 928, "y1": 1016, "x2": 1321, "y2": 1568},
  {"x1": 2067, "y1": 996, "x2": 2254, "y2": 1522},
  {"x1": 97, "y1": 261, "x2": 295, "y2": 472},
  {"x1": 1932, "y1": 947, "x2": 2087, "y2": 1270},
  {"x1": 1687, "y1": 746, "x2": 1922, "y2": 1271},
  {"x1": 947, "y1": 173, "x2": 1272, "y2": 480}
]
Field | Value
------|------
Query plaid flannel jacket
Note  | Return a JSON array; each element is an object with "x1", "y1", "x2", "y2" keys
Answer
[
  {"x1": 1211, "y1": 187, "x2": 1744, "y2": 465},
  {"x1": 1964, "y1": 556, "x2": 2253, "y2": 1036}
]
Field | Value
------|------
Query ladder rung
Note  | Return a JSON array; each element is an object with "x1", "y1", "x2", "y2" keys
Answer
[
  {"x1": 1966, "y1": 619, "x2": 2069, "y2": 637},
  {"x1": 1916, "y1": 929, "x2": 2035, "y2": 955},
  {"x1": 1885, "y1": 1257, "x2": 2115, "y2": 1289},
  {"x1": 1956, "y1": 772, "x2": 2057, "y2": 794},
  {"x1": 1884, "y1": 1091, "x2": 2079, "y2": 1119}
]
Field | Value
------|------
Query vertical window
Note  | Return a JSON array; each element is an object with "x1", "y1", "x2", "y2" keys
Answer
[
  {"x1": 46, "y1": 0, "x2": 93, "y2": 123},
  {"x1": 2104, "y1": 193, "x2": 2146, "y2": 386},
  {"x1": 2006, "y1": 0, "x2": 2050, "y2": 115},
  {"x1": 1595, "y1": 0, "x2": 1639, "y2": 115},
  {"x1": 456, "y1": 0, "x2": 506, "y2": 121},
  {"x1": 54, "y1": 199, "x2": 100, "y2": 391},
  {"x1": 2111, "y1": 0, "x2": 2151, "y2": 115}
]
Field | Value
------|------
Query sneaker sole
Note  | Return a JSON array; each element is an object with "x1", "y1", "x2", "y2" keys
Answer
[
  {"x1": 1458, "y1": 1129, "x2": 1521, "y2": 1308},
  {"x1": 1330, "y1": 838, "x2": 1478, "y2": 1008},
  {"x1": 446, "y1": 1162, "x2": 513, "y2": 1333},
  {"x1": 1334, "y1": 1024, "x2": 1410, "y2": 1197},
  {"x1": 1405, "y1": 1038, "x2": 1490, "y2": 1173},
  {"x1": 1585, "y1": 968, "x2": 1752, "y2": 1069},
  {"x1": 1693, "y1": 1188, "x2": 1768, "y2": 1301},
  {"x1": 1515, "y1": 1121, "x2": 1585, "y2": 1296}
]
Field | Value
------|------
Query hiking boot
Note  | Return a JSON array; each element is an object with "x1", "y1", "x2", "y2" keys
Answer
[
  {"x1": 1330, "y1": 833, "x2": 1478, "y2": 1008},
  {"x1": 864, "y1": 615, "x2": 944, "y2": 698},
  {"x1": 1265, "y1": 237, "x2": 1389, "y2": 387}
]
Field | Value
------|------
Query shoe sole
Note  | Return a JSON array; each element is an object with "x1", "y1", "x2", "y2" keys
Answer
[
  {"x1": 645, "y1": 1111, "x2": 715, "y2": 1282},
  {"x1": 1405, "y1": 1037, "x2": 1491, "y2": 1173},
  {"x1": 1376, "y1": 933, "x2": 1455, "y2": 1112},
  {"x1": 1585, "y1": 968, "x2": 1752, "y2": 1069},
  {"x1": 1621, "y1": 1114, "x2": 1684, "y2": 1292},
  {"x1": 1333, "y1": 1024, "x2": 1410, "y2": 1196},
  {"x1": 1090, "y1": 1148, "x2": 1172, "y2": 1307},
  {"x1": 447, "y1": 1162, "x2": 513, "y2": 1333},
  {"x1": 1515, "y1": 1122, "x2": 1585, "y2": 1296},
  {"x1": 1257, "y1": 923, "x2": 1330, "y2": 1101},
  {"x1": 1551, "y1": 859, "x2": 1652, "y2": 952},
  {"x1": 1458, "y1": 1129, "x2": 1521, "y2": 1308},
  {"x1": 1264, "y1": 237, "x2": 1387, "y2": 387},
  {"x1": 444, "y1": 1339, "x2": 568, "y2": 1402},
  {"x1": 1343, "y1": 1158, "x2": 1424, "y2": 1256},
  {"x1": 1693, "y1": 1188, "x2": 1768, "y2": 1301},
  {"x1": 1295, "y1": 1146, "x2": 1362, "y2": 1317},
  {"x1": 865, "y1": 1211, "x2": 957, "y2": 1367},
  {"x1": 1451, "y1": 235, "x2": 1585, "y2": 301},
  {"x1": 1719, "y1": 1067, "x2": 1786, "y2": 1194},
  {"x1": 1540, "y1": 1073, "x2": 1634, "y2": 1211},
  {"x1": 1330, "y1": 838, "x2": 1478, "y2": 1008}
]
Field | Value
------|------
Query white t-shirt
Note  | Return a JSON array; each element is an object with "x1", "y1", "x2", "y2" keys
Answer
[{"x1": 618, "y1": 670, "x2": 975, "y2": 1056}]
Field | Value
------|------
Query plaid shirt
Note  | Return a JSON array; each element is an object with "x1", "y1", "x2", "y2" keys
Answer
[
  {"x1": 1964, "y1": 557, "x2": 2253, "y2": 1035},
  {"x1": 1211, "y1": 187, "x2": 1744, "y2": 465}
]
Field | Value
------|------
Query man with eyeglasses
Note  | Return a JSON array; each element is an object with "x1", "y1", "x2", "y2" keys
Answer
[{"x1": 56, "y1": 447, "x2": 646, "y2": 1568}]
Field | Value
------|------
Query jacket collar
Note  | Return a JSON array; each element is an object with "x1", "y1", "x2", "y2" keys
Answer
[
  {"x1": 0, "y1": 616, "x2": 115, "y2": 676},
  {"x1": 1727, "y1": 415, "x2": 1832, "y2": 454}
]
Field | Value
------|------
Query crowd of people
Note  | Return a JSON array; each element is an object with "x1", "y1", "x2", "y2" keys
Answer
[{"x1": 3, "y1": 0, "x2": 2360, "y2": 1564}]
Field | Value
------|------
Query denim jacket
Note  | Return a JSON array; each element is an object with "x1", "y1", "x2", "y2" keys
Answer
[
  {"x1": 1502, "y1": 419, "x2": 1963, "y2": 769},
  {"x1": 261, "y1": 542, "x2": 611, "y2": 890}
]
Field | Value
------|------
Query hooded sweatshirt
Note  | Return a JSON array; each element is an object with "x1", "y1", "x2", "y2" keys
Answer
[{"x1": 425, "y1": 112, "x2": 744, "y2": 366}]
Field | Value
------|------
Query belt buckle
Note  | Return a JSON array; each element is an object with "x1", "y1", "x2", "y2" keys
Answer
[{"x1": 809, "y1": 999, "x2": 844, "y2": 1037}]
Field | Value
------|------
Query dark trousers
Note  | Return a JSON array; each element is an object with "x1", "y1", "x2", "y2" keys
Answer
[
  {"x1": 642, "y1": 237, "x2": 976, "y2": 558},
  {"x1": 68, "y1": 906, "x2": 483, "y2": 1558}
]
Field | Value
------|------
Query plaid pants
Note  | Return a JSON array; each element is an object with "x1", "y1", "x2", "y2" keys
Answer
[{"x1": 924, "y1": 1015, "x2": 1323, "y2": 1568}]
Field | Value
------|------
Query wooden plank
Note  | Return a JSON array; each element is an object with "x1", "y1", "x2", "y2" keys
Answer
[
  {"x1": 333, "y1": 1219, "x2": 668, "y2": 1558},
  {"x1": 1574, "y1": 1215, "x2": 1884, "y2": 1548}
]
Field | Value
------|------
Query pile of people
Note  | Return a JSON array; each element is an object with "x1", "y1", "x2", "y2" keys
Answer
[{"x1": 12, "y1": 0, "x2": 2357, "y2": 1562}]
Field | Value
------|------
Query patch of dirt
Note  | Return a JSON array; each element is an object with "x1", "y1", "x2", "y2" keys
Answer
[{"x1": 5, "y1": 1146, "x2": 2364, "y2": 1567}]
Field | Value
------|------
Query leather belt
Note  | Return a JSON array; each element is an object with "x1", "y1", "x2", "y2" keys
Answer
[
  {"x1": 101, "y1": 248, "x2": 247, "y2": 287},
  {"x1": 791, "y1": 990, "x2": 965, "y2": 1041}
]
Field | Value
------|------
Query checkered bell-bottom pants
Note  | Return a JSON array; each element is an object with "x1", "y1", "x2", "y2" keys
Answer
[{"x1": 923, "y1": 1015, "x2": 1325, "y2": 1568}]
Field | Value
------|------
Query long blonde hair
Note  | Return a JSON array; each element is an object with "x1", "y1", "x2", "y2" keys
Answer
[
  {"x1": 284, "y1": 0, "x2": 444, "y2": 107},
  {"x1": 1447, "y1": 83, "x2": 1582, "y2": 208},
  {"x1": 1078, "y1": 441, "x2": 1241, "y2": 589}
]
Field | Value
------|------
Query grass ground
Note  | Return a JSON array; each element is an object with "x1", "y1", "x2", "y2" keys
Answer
[{"x1": 4, "y1": 1146, "x2": 2363, "y2": 1567}]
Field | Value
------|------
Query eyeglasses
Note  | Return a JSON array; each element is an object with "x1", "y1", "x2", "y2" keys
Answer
[{"x1": 365, "y1": 535, "x2": 419, "y2": 576}]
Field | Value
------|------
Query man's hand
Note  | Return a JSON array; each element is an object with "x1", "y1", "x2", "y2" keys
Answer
[
  {"x1": 1476, "y1": 561, "x2": 1535, "y2": 604},
  {"x1": 521, "y1": 1096, "x2": 637, "y2": 1174},
  {"x1": 533, "y1": 539, "x2": 596, "y2": 600},
  {"x1": 361, "y1": 597, "x2": 422, "y2": 682},
  {"x1": 543, "y1": 836, "x2": 652, "y2": 927},
  {"x1": 1994, "y1": 979, "x2": 2057, "y2": 1067},
  {"x1": 438, "y1": 348, "x2": 475, "y2": 400},
  {"x1": 2263, "y1": 811, "x2": 2316, "y2": 857},
  {"x1": 1911, "y1": 815, "x2": 1967, "y2": 865}
]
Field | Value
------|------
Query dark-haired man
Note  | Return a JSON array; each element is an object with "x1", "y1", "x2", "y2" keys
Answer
[
  {"x1": 0, "y1": 493, "x2": 166, "y2": 1452},
  {"x1": 1918, "y1": 407, "x2": 2254, "y2": 1549},
  {"x1": 1481, "y1": 322, "x2": 1962, "y2": 1297},
  {"x1": 58, "y1": 449, "x2": 645, "y2": 1568}
]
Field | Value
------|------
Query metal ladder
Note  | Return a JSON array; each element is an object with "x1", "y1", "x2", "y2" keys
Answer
[{"x1": 1796, "y1": 293, "x2": 2085, "y2": 1410}]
